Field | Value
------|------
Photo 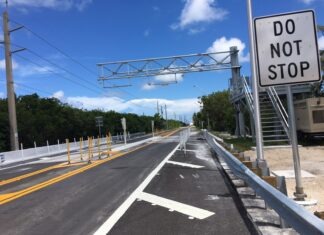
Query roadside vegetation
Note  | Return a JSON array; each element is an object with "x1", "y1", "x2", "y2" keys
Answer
[
  {"x1": 0, "y1": 93, "x2": 183, "y2": 152},
  {"x1": 223, "y1": 137, "x2": 254, "y2": 152},
  {"x1": 192, "y1": 90, "x2": 236, "y2": 134}
]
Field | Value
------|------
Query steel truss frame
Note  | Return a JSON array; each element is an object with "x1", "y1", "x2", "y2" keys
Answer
[{"x1": 97, "y1": 50, "x2": 240, "y2": 88}]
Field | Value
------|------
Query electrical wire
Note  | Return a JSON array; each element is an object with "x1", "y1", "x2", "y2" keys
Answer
[
  {"x1": 3, "y1": 19, "x2": 158, "y2": 112},
  {"x1": 13, "y1": 53, "x2": 101, "y2": 94},
  {"x1": 6, "y1": 20, "x2": 149, "y2": 104},
  {"x1": 14, "y1": 82, "x2": 53, "y2": 96},
  {"x1": 9, "y1": 18, "x2": 98, "y2": 77}
]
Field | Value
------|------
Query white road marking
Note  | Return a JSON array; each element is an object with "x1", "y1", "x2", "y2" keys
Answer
[
  {"x1": 179, "y1": 174, "x2": 184, "y2": 179},
  {"x1": 166, "y1": 160, "x2": 204, "y2": 169},
  {"x1": 138, "y1": 192, "x2": 214, "y2": 220},
  {"x1": 192, "y1": 173, "x2": 200, "y2": 179},
  {"x1": 176, "y1": 149, "x2": 198, "y2": 153},
  {"x1": 94, "y1": 144, "x2": 180, "y2": 235}
]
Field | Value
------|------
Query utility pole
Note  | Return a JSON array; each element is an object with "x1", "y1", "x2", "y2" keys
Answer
[
  {"x1": 3, "y1": 11, "x2": 20, "y2": 150},
  {"x1": 156, "y1": 100, "x2": 159, "y2": 115},
  {"x1": 164, "y1": 104, "x2": 168, "y2": 129}
]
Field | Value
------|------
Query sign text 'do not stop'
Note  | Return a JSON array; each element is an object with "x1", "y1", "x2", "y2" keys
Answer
[{"x1": 254, "y1": 10, "x2": 321, "y2": 87}]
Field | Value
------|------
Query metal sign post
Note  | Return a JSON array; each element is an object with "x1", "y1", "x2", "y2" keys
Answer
[
  {"x1": 254, "y1": 10, "x2": 321, "y2": 200},
  {"x1": 246, "y1": 0, "x2": 267, "y2": 170},
  {"x1": 287, "y1": 86, "x2": 306, "y2": 200},
  {"x1": 151, "y1": 120, "x2": 154, "y2": 137},
  {"x1": 95, "y1": 116, "x2": 103, "y2": 138},
  {"x1": 121, "y1": 117, "x2": 127, "y2": 145}
]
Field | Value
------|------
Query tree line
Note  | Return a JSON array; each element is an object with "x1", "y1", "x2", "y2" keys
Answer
[
  {"x1": 0, "y1": 93, "x2": 182, "y2": 152},
  {"x1": 192, "y1": 90, "x2": 236, "y2": 134}
]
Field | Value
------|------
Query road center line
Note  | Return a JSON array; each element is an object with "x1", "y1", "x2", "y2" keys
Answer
[
  {"x1": 166, "y1": 160, "x2": 204, "y2": 169},
  {"x1": 94, "y1": 143, "x2": 180, "y2": 235},
  {"x1": 138, "y1": 192, "x2": 214, "y2": 220}
]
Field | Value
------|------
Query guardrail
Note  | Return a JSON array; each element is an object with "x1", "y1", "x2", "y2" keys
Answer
[{"x1": 205, "y1": 131, "x2": 324, "y2": 234}]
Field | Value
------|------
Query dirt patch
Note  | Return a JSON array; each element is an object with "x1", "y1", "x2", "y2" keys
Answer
[{"x1": 245, "y1": 146, "x2": 324, "y2": 213}]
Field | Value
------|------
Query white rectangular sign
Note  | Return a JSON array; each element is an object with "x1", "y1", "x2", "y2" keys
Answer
[{"x1": 254, "y1": 10, "x2": 321, "y2": 87}]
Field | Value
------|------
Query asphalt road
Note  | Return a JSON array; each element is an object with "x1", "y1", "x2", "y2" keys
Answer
[{"x1": 0, "y1": 130, "x2": 256, "y2": 235}]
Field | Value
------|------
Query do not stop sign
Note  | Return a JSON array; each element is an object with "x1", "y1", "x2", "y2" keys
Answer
[{"x1": 254, "y1": 10, "x2": 321, "y2": 87}]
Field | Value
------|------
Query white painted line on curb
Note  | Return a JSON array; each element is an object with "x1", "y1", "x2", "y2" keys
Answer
[
  {"x1": 94, "y1": 144, "x2": 180, "y2": 235},
  {"x1": 166, "y1": 160, "x2": 204, "y2": 169},
  {"x1": 137, "y1": 192, "x2": 215, "y2": 220}
]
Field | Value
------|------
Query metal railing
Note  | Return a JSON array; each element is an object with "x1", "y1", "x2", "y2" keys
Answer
[
  {"x1": 242, "y1": 76, "x2": 254, "y2": 115},
  {"x1": 266, "y1": 87, "x2": 290, "y2": 138},
  {"x1": 179, "y1": 128, "x2": 190, "y2": 153},
  {"x1": 0, "y1": 132, "x2": 147, "y2": 166},
  {"x1": 205, "y1": 131, "x2": 324, "y2": 234}
]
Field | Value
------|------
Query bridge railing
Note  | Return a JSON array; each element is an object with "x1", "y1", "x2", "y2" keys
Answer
[
  {"x1": 0, "y1": 132, "x2": 147, "y2": 166},
  {"x1": 205, "y1": 131, "x2": 324, "y2": 234}
]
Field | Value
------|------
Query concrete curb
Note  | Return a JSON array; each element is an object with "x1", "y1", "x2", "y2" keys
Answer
[{"x1": 208, "y1": 134, "x2": 299, "y2": 235}]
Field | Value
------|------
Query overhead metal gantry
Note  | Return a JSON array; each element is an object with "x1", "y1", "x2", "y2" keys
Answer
[{"x1": 97, "y1": 49, "x2": 240, "y2": 88}]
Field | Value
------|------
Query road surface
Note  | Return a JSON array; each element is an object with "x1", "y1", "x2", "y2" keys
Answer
[{"x1": 0, "y1": 130, "x2": 257, "y2": 234}]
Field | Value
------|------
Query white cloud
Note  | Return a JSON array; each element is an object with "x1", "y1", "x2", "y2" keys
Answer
[
  {"x1": 144, "y1": 29, "x2": 150, "y2": 37},
  {"x1": 16, "y1": 64, "x2": 54, "y2": 77},
  {"x1": 0, "y1": 92, "x2": 5, "y2": 98},
  {"x1": 1, "y1": 58, "x2": 55, "y2": 77},
  {"x1": 63, "y1": 95, "x2": 200, "y2": 118},
  {"x1": 172, "y1": 0, "x2": 228, "y2": 31},
  {"x1": 141, "y1": 71, "x2": 184, "y2": 90},
  {"x1": 52, "y1": 90, "x2": 64, "y2": 100},
  {"x1": 0, "y1": 59, "x2": 19, "y2": 70},
  {"x1": 207, "y1": 36, "x2": 250, "y2": 63},
  {"x1": 153, "y1": 6, "x2": 160, "y2": 11},
  {"x1": 155, "y1": 73, "x2": 184, "y2": 82},
  {"x1": 300, "y1": 0, "x2": 315, "y2": 4},
  {"x1": 142, "y1": 83, "x2": 157, "y2": 90},
  {"x1": 8, "y1": 0, "x2": 92, "y2": 11},
  {"x1": 318, "y1": 36, "x2": 324, "y2": 50},
  {"x1": 188, "y1": 27, "x2": 205, "y2": 34}
]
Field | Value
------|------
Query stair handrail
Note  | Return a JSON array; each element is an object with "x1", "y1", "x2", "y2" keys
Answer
[
  {"x1": 241, "y1": 76, "x2": 254, "y2": 115},
  {"x1": 266, "y1": 87, "x2": 290, "y2": 138}
]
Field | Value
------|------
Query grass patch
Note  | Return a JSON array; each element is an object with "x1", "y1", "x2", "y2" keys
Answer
[{"x1": 224, "y1": 137, "x2": 254, "y2": 152}]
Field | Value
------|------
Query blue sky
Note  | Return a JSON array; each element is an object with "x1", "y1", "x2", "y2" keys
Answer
[{"x1": 0, "y1": 0, "x2": 323, "y2": 122}]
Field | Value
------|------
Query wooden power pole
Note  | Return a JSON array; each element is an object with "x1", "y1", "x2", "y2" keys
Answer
[{"x1": 3, "y1": 11, "x2": 19, "y2": 150}]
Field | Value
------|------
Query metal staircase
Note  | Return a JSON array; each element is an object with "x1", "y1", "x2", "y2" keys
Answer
[
  {"x1": 260, "y1": 91, "x2": 290, "y2": 145},
  {"x1": 240, "y1": 77, "x2": 290, "y2": 145}
]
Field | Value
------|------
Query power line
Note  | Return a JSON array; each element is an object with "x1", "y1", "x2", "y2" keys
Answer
[
  {"x1": 14, "y1": 82, "x2": 53, "y2": 96},
  {"x1": 9, "y1": 18, "x2": 98, "y2": 77},
  {"x1": 4, "y1": 43, "x2": 102, "y2": 94},
  {"x1": 6, "y1": 20, "x2": 147, "y2": 103},
  {"x1": 6, "y1": 49, "x2": 155, "y2": 111},
  {"x1": 3, "y1": 19, "x2": 158, "y2": 112},
  {"x1": 13, "y1": 53, "x2": 101, "y2": 94},
  {"x1": 5, "y1": 19, "x2": 151, "y2": 103},
  {"x1": 10, "y1": 42, "x2": 101, "y2": 91}
]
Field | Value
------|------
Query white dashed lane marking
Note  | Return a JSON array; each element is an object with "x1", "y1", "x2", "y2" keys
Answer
[
  {"x1": 166, "y1": 160, "x2": 204, "y2": 169},
  {"x1": 137, "y1": 192, "x2": 215, "y2": 220}
]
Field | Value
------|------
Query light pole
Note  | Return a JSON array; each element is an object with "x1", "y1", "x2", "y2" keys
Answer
[
  {"x1": 95, "y1": 116, "x2": 103, "y2": 138},
  {"x1": 195, "y1": 85, "x2": 210, "y2": 131}
]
